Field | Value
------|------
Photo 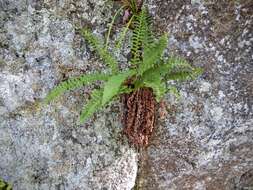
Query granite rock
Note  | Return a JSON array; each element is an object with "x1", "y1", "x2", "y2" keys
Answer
[
  {"x1": 0, "y1": 0, "x2": 137, "y2": 189},
  {"x1": 0, "y1": 0, "x2": 252, "y2": 189},
  {"x1": 135, "y1": 0, "x2": 253, "y2": 189}
]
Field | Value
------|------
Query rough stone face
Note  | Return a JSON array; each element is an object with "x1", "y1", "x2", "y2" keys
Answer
[
  {"x1": 0, "y1": 0, "x2": 252, "y2": 190},
  {"x1": 0, "y1": 0, "x2": 137, "y2": 189},
  {"x1": 135, "y1": 0, "x2": 253, "y2": 189}
]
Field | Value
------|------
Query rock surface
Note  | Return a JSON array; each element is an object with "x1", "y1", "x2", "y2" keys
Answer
[
  {"x1": 0, "y1": 0, "x2": 137, "y2": 189},
  {"x1": 0, "y1": 0, "x2": 252, "y2": 190},
  {"x1": 136, "y1": 0, "x2": 253, "y2": 189}
]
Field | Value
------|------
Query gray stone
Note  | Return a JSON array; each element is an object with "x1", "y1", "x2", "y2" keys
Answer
[
  {"x1": 0, "y1": 0, "x2": 137, "y2": 189},
  {"x1": 0, "y1": 0, "x2": 252, "y2": 189},
  {"x1": 136, "y1": 0, "x2": 253, "y2": 189}
]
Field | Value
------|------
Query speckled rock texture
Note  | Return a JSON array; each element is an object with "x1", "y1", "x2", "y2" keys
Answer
[
  {"x1": 0, "y1": 0, "x2": 252, "y2": 190},
  {"x1": 0, "y1": 0, "x2": 138, "y2": 189},
  {"x1": 135, "y1": 0, "x2": 253, "y2": 189}
]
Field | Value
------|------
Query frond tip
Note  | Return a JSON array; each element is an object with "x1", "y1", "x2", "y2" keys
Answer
[
  {"x1": 139, "y1": 34, "x2": 168, "y2": 75},
  {"x1": 80, "y1": 89, "x2": 104, "y2": 123},
  {"x1": 44, "y1": 73, "x2": 109, "y2": 104},
  {"x1": 81, "y1": 28, "x2": 119, "y2": 73},
  {"x1": 130, "y1": 8, "x2": 153, "y2": 65}
]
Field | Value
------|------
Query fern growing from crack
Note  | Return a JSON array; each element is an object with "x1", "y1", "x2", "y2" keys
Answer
[{"x1": 45, "y1": 7, "x2": 203, "y2": 123}]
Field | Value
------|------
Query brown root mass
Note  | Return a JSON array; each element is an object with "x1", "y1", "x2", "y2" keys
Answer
[{"x1": 121, "y1": 88, "x2": 156, "y2": 147}]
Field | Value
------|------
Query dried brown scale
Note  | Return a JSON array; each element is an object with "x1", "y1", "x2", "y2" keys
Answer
[{"x1": 122, "y1": 87, "x2": 156, "y2": 147}]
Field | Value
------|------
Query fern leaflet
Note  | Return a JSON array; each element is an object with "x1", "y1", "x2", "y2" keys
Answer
[
  {"x1": 80, "y1": 89, "x2": 104, "y2": 123},
  {"x1": 140, "y1": 67, "x2": 166, "y2": 101},
  {"x1": 139, "y1": 34, "x2": 168, "y2": 75},
  {"x1": 81, "y1": 28, "x2": 119, "y2": 73},
  {"x1": 165, "y1": 56, "x2": 194, "y2": 72},
  {"x1": 102, "y1": 70, "x2": 135, "y2": 105},
  {"x1": 130, "y1": 8, "x2": 153, "y2": 65},
  {"x1": 165, "y1": 69, "x2": 200, "y2": 81},
  {"x1": 115, "y1": 15, "x2": 134, "y2": 51},
  {"x1": 143, "y1": 80, "x2": 166, "y2": 102},
  {"x1": 141, "y1": 56, "x2": 200, "y2": 79},
  {"x1": 164, "y1": 58, "x2": 203, "y2": 81},
  {"x1": 45, "y1": 73, "x2": 109, "y2": 103}
]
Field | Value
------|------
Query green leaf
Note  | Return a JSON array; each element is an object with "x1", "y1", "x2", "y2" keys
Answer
[
  {"x1": 165, "y1": 66, "x2": 203, "y2": 82},
  {"x1": 139, "y1": 61, "x2": 164, "y2": 86},
  {"x1": 141, "y1": 69, "x2": 166, "y2": 102},
  {"x1": 130, "y1": 8, "x2": 153, "y2": 65},
  {"x1": 119, "y1": 85, "x2": 134, "y2": 94},
  {"x1": 105, "y1": 6, "x2": 125, "y2": 50},
  {"x1": 141, "y1": 56, "x2": 203, "y2": 82},
  {"x1": 144, "y1": 80, "x2": 166, "y2": 102},
  {"x1": 115, "y1": 15, "x2": 134, "y2": 51},
  {"x1": 81, "y1": 28, "x2": 119, "y2": 73},
  {"x1": 139, "y1": 34, "x2": 168, "y2": 75},
  {"x1": 140, "y1": 55, "x2": 202, "y2": 101},
  {"x1": 102, "y1": 70, "x2": 135, "y2": 105},
  {"x1": 191, "y1": 67, "x2": 204, "y2": 78},
  {"x1": 162, "y1": 56, "x2": 193, "y2": 75},
  {"x1": 44, "y1": 73, "x2": 109, "y2": 104},
  {"x1": 165, "y1": 70, "x2": 194, "y2": 81},
  {"x1": 80, "y1": 89, "x2": 103, "y2": 123}
]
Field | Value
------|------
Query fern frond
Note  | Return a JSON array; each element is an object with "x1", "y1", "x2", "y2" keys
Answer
[
  {"x1": 102, "y1": 70, "x2": 135, "y2": 105},
  {"x1": 141, "y1": 56, "x2": 197, "y2": 80},
  {"x1": 130, "y1": 8, "x2": 153, "y2": 65},
  {"x1": 190, "y1": 67, "x2": 203, "y2": 78},
  {"x1": 81, "y1": 28, "x2": 119, "y2": 73},
  {"x1": 165, "y1": 71, "x2": 194, "y2": 81},
  {"x1": 144, "y1": 80, "x2": 166, "y2": 102},
  {"x1": 164, "y1": 58, "x2": 203, "y2": 81},
  {"x1": 140, "y1": 68, "x2": 166, "y2": 102},
  {"x1": 115, "y1": 15, "x2": 134, "y2": 50},
  {"x1": 80, "y1": 89, "x2": 103, "y2": 123},
  {"x1": 105, "y1": 6, "x2": 125, "y2": 49},
  {"x1": 119, "y1": 85, "x2": 134, "y2": 94},
  {"x1": 139, "y1": 34, "x2": 168, "y2": 75},
  {"x1": 45, "y1": 73, "x2": 109, "y2": 104},
  {"x1": 166, "y1": 56, "x2": 193, "y2": 69},
  {"x1": 79, "y1": 69, "x2": 136, "y2": 123}
]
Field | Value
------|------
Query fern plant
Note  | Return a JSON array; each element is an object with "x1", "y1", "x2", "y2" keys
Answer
[{"x1": 45, "y1": 8, "x2": 202, "y2": 146}]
